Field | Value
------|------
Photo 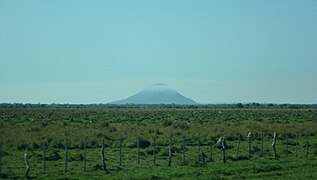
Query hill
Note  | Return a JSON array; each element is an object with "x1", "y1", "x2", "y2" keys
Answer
[{"x1": 110, "y1": 83, "x2": 197, "y2": 105}]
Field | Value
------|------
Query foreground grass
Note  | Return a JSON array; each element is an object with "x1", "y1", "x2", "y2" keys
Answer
[
  {"x1": 0, "y1": 108, "x2": 316, "y2": 179},
  {"x1": 2, "y1": 150, "x2": 317, "y2": 179},
  {"x1": 2, "y1": 139, "x2": 317, "y2": 179}
]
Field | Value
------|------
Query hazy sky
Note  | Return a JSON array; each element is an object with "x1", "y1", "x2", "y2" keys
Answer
[{"x1": 1, "y1": 0, "x2": 316, "y2": 104}]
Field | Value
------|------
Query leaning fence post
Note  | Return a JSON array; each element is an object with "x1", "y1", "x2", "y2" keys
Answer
[
  {"x1": 272, "y1": 132, "x2": 277, "y2": 160},
  {"x1": 209, "y1": 136, "x2": 213, "y2": 162},
  {"x1": 42, "y1": 143, "x2": 46, "y2": 173},
  {"x1": 247, "y1": 132, "x2": 252, "y2": 159},
  {"x1": 236, "y1": 134, "x2": 241, "y2": 158},
  {"x1": 137, "y1": 137, "x2": 140, "y2": 164},
  {"x1": 168, "y1": 133, "x2": 173, "y2": 167},
  {"x1": 64, "y1": 139, "x2": 68, "y2": 173},
  {"x1": 24, "y1": 145, "x2": 30, "y2": 178},
  {"x1": 222, "y1": 136, "x2": 226, "y2": 163},
  {"x1": 119, "y1": 138, "x2": 123, "y2": 167},
  {"x1": 153, "y1": 136, "x2": 156, "y2": 165}
]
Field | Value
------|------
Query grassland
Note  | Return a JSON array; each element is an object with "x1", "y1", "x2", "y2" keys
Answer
[{"x1": 0, "y1": 107, "x2": 317, "y2": 179}]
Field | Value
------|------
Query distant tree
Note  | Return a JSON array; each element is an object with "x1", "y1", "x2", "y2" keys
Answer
[
  {"x1": 268, "y1": 103, "x2": 274, "y2": 107},
  {"x1": 236, "y1": 103, "x2": 243, "y2": 108},
  {"x1": 252, "y1": 102, "x2": 260, "y2": 107}
]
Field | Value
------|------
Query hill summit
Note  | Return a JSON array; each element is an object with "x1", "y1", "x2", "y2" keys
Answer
[{"x1": 111, "y1": 83, "x2": 197, "y2": 105}]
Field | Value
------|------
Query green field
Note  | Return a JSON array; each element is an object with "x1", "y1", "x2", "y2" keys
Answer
[{"x1": 0, "y1": 107, "x2": 317, "y2": 179}]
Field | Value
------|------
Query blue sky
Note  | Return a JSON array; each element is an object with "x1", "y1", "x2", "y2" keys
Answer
[{"x1": 0, "y1": 0, "x2": 316, "y2": 104}]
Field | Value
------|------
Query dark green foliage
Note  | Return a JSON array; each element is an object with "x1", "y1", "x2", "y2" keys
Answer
[
  {"x1": 128, "y1": 138, "x2": 151, "y2": 149},
  {"x1": 45, "y1": 150, "x2": 61, "y2": 161},
  {"x1": 147, "y1": 146, "x2": 161, "y2": 155},
  {"x1": 252, "y1": 164, "x2": 282, "y2": 173},
  {"x1": 236, "y1": 103, "x2": 243, "y2": 108}
]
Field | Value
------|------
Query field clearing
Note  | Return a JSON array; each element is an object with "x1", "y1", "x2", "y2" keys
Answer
[{"x1": 0, "y1": 108, "x2": 317, "y2": 179}]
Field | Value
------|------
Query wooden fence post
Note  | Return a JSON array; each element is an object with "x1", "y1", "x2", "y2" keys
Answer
[
  {"x1": 222, "y1": 136, "x2": 226, "y2": 163},
  {"x1": 168, "y1": 133, "x2": 172, "y2": 167},
  {"x1": 285, "y1": 134, "x2": 288, "y2": 159},
  {"x1": 247, "y1": 132, "x2": 252, "y2": 159},
  {"x1": 236, "y1": 134, "x2": 240, "y2": 158},
  {"x1": 101, "y1": 138, "x2": 108, "y2": 172},
  {"x1": 272, "y1": 132, "x2": 277, "y2": 160},
  {"x1": 64, "y1": 139, "x2": 68, "y2": 173},
  {"x1": 24, "y1": 145, "x2": 30, "y2": 178},
  {"x1": 153, "y1": 136, "x2": 156, "y2": 165},
  {"x1": 119, "y1": 138, "x2": 123, "y2": 167},
  {"x1": 209, "y1": 136, "x2": 213, "y2": 162},
  {"x1": 83, "y1": 138, "x2": 87, "y2": 171},
  {"x1": 42, "y1": 143, "x2": 46, "y2": 173},
  {"x1": 137, "y1": 137, "x2": 140, "y2": 164}
]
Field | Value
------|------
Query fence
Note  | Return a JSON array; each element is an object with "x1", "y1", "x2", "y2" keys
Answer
[{"x1": 0, "y1": 132, "x2": 315, "y2": 178}]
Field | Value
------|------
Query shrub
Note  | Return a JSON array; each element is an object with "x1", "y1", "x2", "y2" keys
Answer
[
  {"x1": 162, "y1": 120, "x2": 173, "y2": 127},
  {"x1": 46, "y1": 150, "x2": 61, "y2": 161},
  {"x1": 128, "y1": 138, "x2": 151, "y2": 148}
]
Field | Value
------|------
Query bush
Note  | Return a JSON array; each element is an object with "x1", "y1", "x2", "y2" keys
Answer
[
  {"x1": 32, "y1": 142, "x2": 40, "y2": 150},
  {"x1": 162, "y1": 120, "x2": 173, "y2": 127},
  {"x1": 17, "y1": 144, "x2": 27, "y2": 150},
  {"x1": 128, "y1": 138, "x2": 151, "y2": 148},
  {"x1": 46, "y1": 150, "x2": 61, "y2": 161}
]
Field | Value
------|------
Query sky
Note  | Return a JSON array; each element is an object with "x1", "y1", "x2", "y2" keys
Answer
[{"x1": 0, "y1": 0, "x2": 317, "y2": 104}]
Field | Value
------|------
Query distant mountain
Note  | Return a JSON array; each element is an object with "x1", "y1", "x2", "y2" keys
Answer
[{"x1": 110, "y1": 83, "x2": 197, "y2": 105}]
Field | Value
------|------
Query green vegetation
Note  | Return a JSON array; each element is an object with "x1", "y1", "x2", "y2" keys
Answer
[{"x1": 0, "y1": 107, "x2": 316, "y2": 179}]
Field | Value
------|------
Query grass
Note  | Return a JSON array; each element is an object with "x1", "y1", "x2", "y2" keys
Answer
[
  {"x1": 2, "y1": 148, "x2": 317, "y2": 179},
  {"x1": 0, "y1": 107, "x2": 317, "y2": 179}
]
